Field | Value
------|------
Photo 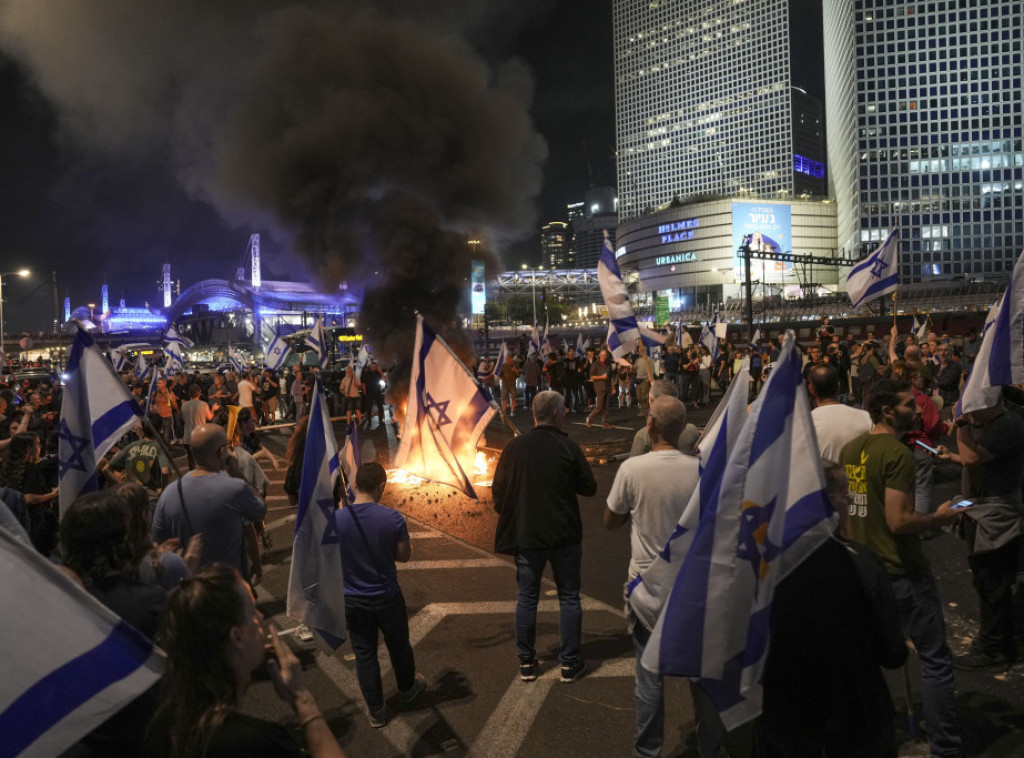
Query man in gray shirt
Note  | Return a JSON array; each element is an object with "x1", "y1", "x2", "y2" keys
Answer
[
  {"x1": 152, "y1": 424, "x2": 266, "y2": 578},
  {"x1": 180, "y1": 384, "x2": 213, "y2": 470},
  {"x1": 630, "y1": 380, "x2": 700, "y2": 456}
]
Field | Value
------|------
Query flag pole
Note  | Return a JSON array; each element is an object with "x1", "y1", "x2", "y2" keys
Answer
[{"x1": 892, "y1": 291, "x2": 898, "y2": 328}]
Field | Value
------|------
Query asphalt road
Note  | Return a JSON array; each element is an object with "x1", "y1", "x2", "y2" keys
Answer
[{"x1": 239, "y1": 394, "x2": 1024, "y2": 757}]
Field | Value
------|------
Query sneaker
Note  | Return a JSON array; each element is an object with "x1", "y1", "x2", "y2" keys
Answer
[
  {"x1": 520, "y1": 659, "x2": 539, "y2": 682},
  {"x1": 954, "y1": 651, "x2": 1013, "y2": 670},
  {"x1": 368, "y1": 706, "x2": 389, "y2": 728},
  {"x1": 400, "y1": 673, "x2": 427, "y2": 703},
  {"x1": 560, "y1": 659, "x2": 587, "y2": 683}
]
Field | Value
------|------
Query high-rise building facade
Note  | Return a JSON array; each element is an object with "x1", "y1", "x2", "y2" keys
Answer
[
  {"x1": 614, "y1": 0, "x2": 825, "y2": 221},
  {"x1": 541, "y1": 221, "x2": 572, "y2": 268},
  {"x1": 825, "y1": 0, "x2": 1024, "y2": 281}
]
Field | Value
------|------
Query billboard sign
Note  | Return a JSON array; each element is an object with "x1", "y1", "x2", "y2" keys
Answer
[
  {"x1": 471, "y1": 260, "x2": 486, "y2": 315},
  {"x1": 731, "y1": 202, "x2": 792, "y2": 277}
]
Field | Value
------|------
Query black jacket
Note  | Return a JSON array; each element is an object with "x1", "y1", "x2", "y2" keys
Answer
[{"x1": 492, "y1": 425, "x2": 597, "y2": 554}]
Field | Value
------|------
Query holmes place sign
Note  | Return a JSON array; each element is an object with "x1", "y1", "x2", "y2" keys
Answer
[
  {"x1": 657, "y1": 218, "x2": 699, "y2": 244},
  {"x1": 655, "y1": 252, "x2": 698, "y2": 266}
]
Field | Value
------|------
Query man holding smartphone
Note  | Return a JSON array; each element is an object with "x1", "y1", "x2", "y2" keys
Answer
[
  {"x1": 840, "y1": 378, "x2": 964, "y2": 758},
  {"x1": 939, "y1": 399, "x2": 1024, "y2": 670}
]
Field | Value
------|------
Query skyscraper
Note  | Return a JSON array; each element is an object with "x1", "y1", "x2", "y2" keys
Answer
[
  {"x1": 570, "y1": 186, "x2": 619, "y2": 269},
  {"x1": 541, "y1": 221, "x2": 572, "y2": 268},
  {"x1": 825, "y1": 0, "x2": 1024, "y2": 281},
  {"x1": 614, "y1": 0, "x2": 825, "y2": 221}
]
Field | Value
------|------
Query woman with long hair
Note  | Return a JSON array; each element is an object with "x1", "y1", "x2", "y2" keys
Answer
[{"x1": 147, "y1": 564, "x2": 345, "y2": 758}]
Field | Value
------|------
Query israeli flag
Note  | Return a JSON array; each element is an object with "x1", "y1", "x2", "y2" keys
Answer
[
  {"x1": 228, "y1": 350, "x2": 245, "y2": 374},
  {"x1": 164, "y1": 325, "x2": 194, "y2": 349},
  {"x1": 355, "y1": 344, "x2": 370, "y2": 377},
  {"x1": 528, "y1": 320, "x2": 540, "y2": 357},
  {"x1": 494, "y1": 341, "x2": 508, "y2": 370},
  {"x1": 265, "y1": 335, "x2": 291, "y2": 371},
  {"x1": 306, "y1": 314, "x2": 329, "y2": 368},
  {"x1": 109, "y1": 347, "x2": 128, "y2": 372},
  {"x1": 540, "y1": 315, "x2": 556, "y2": 357},
  {"x1": 607, "y1": 321, "x2": 627, "y2": 360},
  {"x1": 163, "y1": 342, "x2": 183, "y2": 374},
  {"x1": 749, "y1": 328, "x2": 762, "y2": 350},
  {"x1": 628, "y1": 358, "x2": 750, "y2": 631},
  {"x1": 912, "y1": 314, "x2": 929, "y2": 343},
  {"x1": 286, "y1": 379, "x2": 347, "y2": 650},
  {"x1": 956, "y1": 247, "x2": 1024, "y2": 416},
  {"x1": 598, "y1": 234, "x2": 667, "y2": 352},
  {"x1": 59, "y1": 328, "x2": 143, "y2": 516},
  {"x1": 144, "y1": 368, "x2": 160, "y2": 415},
  {"x1": 643, "y1": 333, "x2": 835, "y2": 729},
  {"x1": 700, "y1": 312, "x2": 720, "y2": 363},
  {"x1": 394, "y1": 315, "x2": 498, "y2": 498},
  {"x1": 846, "y1": 226, "x2": 900, "y2": 308},
  {"x1": 132, "y1": 353, "x2": 149, "y2": 382},
  {"x1": 576, "y1": 332, "x2": 587, "y2": 354},
  {"x1": 339, "y1": 422, "x2": 362, "y2": 504},
  {"x1": 0, "y1": 525, "x2": 164, "y2": 757}
]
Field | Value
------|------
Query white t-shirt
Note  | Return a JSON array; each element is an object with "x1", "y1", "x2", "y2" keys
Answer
[
  {"x1": 606, "y1": 449, "x2": 701, "y2": 582},
  {"x1": 237, "y1": 379, "x2": 256, "y2": 408},
  {"x1": 812, "y1": 403, "x2": 873, "y2": 462}
]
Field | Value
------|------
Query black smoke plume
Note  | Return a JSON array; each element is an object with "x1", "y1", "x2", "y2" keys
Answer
[{"x1": 0, "y1": 1, "x2": 547, "y2": 358}]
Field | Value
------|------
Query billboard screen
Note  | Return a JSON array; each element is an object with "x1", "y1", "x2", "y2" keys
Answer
[
  {"x1": 731, "y1": 202, "x2": 792, "y2": 277},
  {"x1": 471, "y1": 260, "x2": 486, "y2": 315}
]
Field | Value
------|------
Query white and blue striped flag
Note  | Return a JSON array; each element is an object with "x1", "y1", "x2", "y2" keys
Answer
[
  {"x1": 0, "y1": 525, "x2": 164, "y2": 757},
  {"x1": 607, "y1": 320, "x2": 627, "y2": 360},
  {"x1": 700, "y1": 312, "x2": 720, "y2": 363},
  {"x1": 339, "y1": 422, "x2": 362, "y2": 504},
  {"x1": 642, "y1": 332, "x2": 835, "y2": 729},
  {"x1": 306, "y1": 314, "x2": 329, "y2": 368},
  {"x1": 355, "y1": 344, "x2": 370, "y2": 377},
  {"x1": 163, "y1": 342, "x2": 183, "y2": 375},
  {"x1": 598, "y1": 234, "x2": 667, "y2": 353},
  {"x1": 164, "y1": 325, "x2": 194, "y2": 350},
  {"x1": 265, "y1": 334, "x2": 291, "y2": 371},
  {"x1": 846, "y1": 226, "x2": 900, "y2": 309},
  {"x1": 109, "y1": 347, "x2": 128, "y2": 372},
  {"x1": 494, "y1": 341, "x2": 508, "y2": 370},
  {"x1": 286, "y1": 378, "x2": 347, "y2": 650},
  {"x1": 144, "y1": 368, "x2": 160, "y2": 415},
  {"x1": 628, "y1": 357, "x2": 750, "y2": 631},
  {"x1": 132, "y1": 353, "x2": 149, "y2": 382},
  {"x1": 749, "y1": 328, "x2": 762, "y2": 350},
  {"x1": 59, "y1": 328, "x2": 143, "y2": 517},
  {"x1": 528, "y1": 320, "x2": 540, "y2": 357},
  {"x1": 394, "y1": 315, "x2": 498, "y2": 499},
  {"x1": 576, "y1": 332, "x2": 587, "y2": 355},
  {"x1": 228, "y1": 349, "x2": 245, "y2": 374},
  {"x1": 540, "y1": 315, "x2": 555, "y2": 356},
  {"x1": 956, "y1": 247, "x2": 1024, "y2": 416},
  {"x1": 912, "y1": 314, "x2": 929, "y2": 343}
]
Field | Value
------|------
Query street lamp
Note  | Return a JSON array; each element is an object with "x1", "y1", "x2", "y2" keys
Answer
[
  {"x1": 0, "y1": 268, "x2": 30, "y2": 357},
  {"x1": 520, "y1": 263, "x2": 545, "y2": 325}
]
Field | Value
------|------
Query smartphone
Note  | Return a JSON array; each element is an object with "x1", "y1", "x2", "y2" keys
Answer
[
  {"x1": 951, "y1": 498, "x2": 974, "y2": 510},
  {"x1": 915, "y1": 440, "x2": 940, "y2": 455}
]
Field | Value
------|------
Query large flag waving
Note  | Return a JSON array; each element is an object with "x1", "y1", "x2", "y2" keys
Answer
[
  {"x1": 956, "y1": 247, "x2": 1024, "y2": 415},
  {"x1": 598, "y1": 234, "x2": 667, "y2": 352},
  {"x1": 109, "y1": 347, "x2": 128, "y2": 372},
  {"x1": 164, "y1": 325, "x2": 194, "y2": 350},
  {"x1": 846, "y1": 226, "x2": 900, "y2": 308},
  {"x1": 286, "y1": 379, "x2": 347, "y2": 650},
  {"x1": 576, "y1": 332, "x2": 587, "y2": 355},
  {"x1": 643, "y1": 332, "x2": 835, "y2": 729},
  {"x1": 265, "y1": 334, "x2": 291, "y2": 371},
  {"x1": 339, "y1": 422, "x2": 362, "y2": 504},
  {"x1": 306, "y1": 314, "x2": 329, "y2": 368},
  {"x1": 59, "y1": 328, "x2": 142, "y2": 516},
  {"x1": 394, "y1": 315, "x2": 498, "y2": 498},
  {"x1": 700, "y1": 312, "x2": 720, "y2": 363},
  {"x1": 132, "y1": 353, "x2": 149, "y2": 382},
  {"x1": 628, "y1": 358, "x2": 750, "y2": 631},
  {"x1": 0, "y1": 525, "x2": 165, "y2": 757},
  {"x1": 912, "y1": 314, "x2": 929, "y2": 343}
]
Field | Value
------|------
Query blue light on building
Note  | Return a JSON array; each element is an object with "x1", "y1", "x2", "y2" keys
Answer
[{"x1": 793, "y1": 154, "x2": 825, "y2": 179}]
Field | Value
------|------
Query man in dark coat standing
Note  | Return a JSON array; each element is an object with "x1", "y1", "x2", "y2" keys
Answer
[{"x1": 493, "y1": 390, "x2": 597, "y2": 683}]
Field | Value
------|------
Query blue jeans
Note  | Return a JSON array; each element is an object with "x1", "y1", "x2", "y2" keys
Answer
[
  {"x1": 890, "y1": 572, "x2": 963, "y2": 757},
  {"x1": 632, "y1": 623, "x2": 664, "y2": 757},
  {"x1": 345, "y1": 592, "x2": 417, "y2": 710},
  {"x1": 515, "y1": 544, "x2": 582, "y2": 665}
]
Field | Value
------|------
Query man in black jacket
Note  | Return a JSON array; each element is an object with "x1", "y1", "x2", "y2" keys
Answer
[{"x1": 493, "y1": 390, "x2": 597, "y2": 683}]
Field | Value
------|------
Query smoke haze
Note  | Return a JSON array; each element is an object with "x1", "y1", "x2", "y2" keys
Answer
[{"x1": 0, "y1": 0, "x2": 547, "y2": 356}]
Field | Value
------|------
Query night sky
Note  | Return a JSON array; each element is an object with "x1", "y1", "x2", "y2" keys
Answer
[{"x1": 0, "y1": 0, "x2": 820, "y2": 336}]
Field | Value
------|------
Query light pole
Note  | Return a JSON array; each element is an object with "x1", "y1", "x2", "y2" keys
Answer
[
  {"x1": 0, "y1": 268, "x2": 30, "y2": 357},
  {"x1": 521, "y1": 264, "x2": 545, "y2": 325}
]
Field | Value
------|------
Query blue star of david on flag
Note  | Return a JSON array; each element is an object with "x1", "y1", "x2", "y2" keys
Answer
[
  {"x1": 846, "y1": 226, "x2": 900, "y2": 309},
  {"x1": 868, "y1": 250, "x2": 888, "y2": 278},
  {"x1": 57, "y1": 419, "x2": 90, "y2": 478},
  {"x1": 424, "y1": 392, "x2": 452, "y2": 426}
]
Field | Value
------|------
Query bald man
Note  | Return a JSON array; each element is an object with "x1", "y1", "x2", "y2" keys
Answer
[{"x1": 152, "y1": 424, "x2": 266, "y2": 576}]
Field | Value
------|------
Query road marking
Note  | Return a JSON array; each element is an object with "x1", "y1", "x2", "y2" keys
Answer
[
  {"x1": 266, "y1": 513, "x2": 296, "y2": 531},
  {"x1": 265, "y1": 494, "x2": 291, "y2": 502},
  {"x1": 400, "y1": 558, "x2": 508, "y2": 570}
]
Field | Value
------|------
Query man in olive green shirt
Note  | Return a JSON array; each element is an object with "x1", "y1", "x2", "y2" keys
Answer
[{"x1": 840, "y1": 378, "x2": 963, "y2": 758}]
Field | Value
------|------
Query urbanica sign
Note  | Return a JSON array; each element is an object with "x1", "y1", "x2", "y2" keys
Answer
[{"x1": 655, "y1": 252, "x2": 698, "y2": 266}]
